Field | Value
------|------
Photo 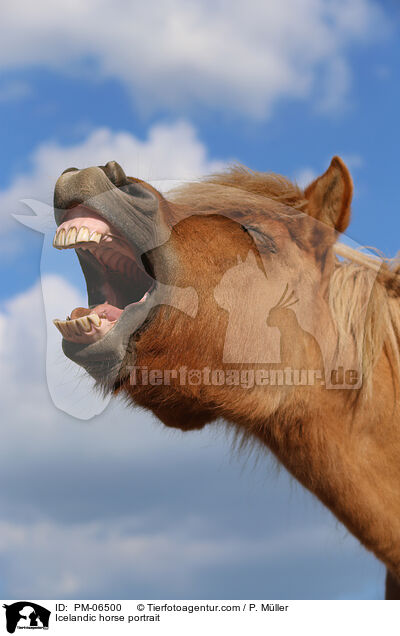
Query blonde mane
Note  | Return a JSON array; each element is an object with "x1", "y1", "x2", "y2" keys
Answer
[
  {"x1": 331, "y1": 244, "x2": 400, "y2": 388},
  {"x1": 170, "y1": 164, "x2": 308, "y2": 215},
  {"x1": 171, "y1": 165, "x2": 400, "y2": 388}
]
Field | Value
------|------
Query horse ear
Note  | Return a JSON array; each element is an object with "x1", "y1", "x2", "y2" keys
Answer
[{"x1": 304, "y1": 156, "x2": 353, "y2": 233}]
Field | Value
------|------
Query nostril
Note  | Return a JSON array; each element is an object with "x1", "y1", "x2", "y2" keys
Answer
[
  {"x1": 62, "y1": 167, "x2": 78, "y2": 175},
  {"x1": 101, "y1": 160, "x2": 128, "y2": 187}
]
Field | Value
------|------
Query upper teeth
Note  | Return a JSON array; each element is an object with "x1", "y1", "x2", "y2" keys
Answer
[{"x1": 53, "y1": 226, "x2": 103, "y2": 248}]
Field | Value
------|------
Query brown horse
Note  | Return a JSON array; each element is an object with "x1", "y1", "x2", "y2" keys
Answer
[{"x1": 52, "y1": 158, "x2": 400, "y2": 599}]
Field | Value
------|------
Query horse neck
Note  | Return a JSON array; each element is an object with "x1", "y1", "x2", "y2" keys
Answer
[{"x1": 237, "y1": 350, "x2": 400, "y2": 578}]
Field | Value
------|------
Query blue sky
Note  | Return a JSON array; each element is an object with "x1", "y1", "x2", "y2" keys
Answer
[{"x1": 0, "y1": 0, "x2": 398, "y2": 599}]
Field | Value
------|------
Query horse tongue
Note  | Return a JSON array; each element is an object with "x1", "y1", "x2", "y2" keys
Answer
[
  {"x1": 92, "y1": 303, "x2": 123, "y2": 321},
  {"x1": 70, "y1": 307, "x2": 91, "y2": 319},
  {"x1": 70, "y1": 303, "x2": 123, "y2": 322}
]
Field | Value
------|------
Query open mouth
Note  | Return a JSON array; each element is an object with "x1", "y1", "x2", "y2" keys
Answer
[{"x1": 53, "y1": 205, "x2": 154, "y2": 344}]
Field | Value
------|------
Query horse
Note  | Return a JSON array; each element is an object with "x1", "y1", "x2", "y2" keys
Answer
[{"x1": 52, "y1": 158, "x2": 400, "y2": 598}]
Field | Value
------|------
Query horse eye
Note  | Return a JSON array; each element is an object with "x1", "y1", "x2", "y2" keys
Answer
[{"x1": 241, "y1": 225, "x2": 278, "y2": 254}]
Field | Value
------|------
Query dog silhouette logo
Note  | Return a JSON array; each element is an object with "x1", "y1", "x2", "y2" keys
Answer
[{"x1": 2, "y1": 602, "x2": 50, "y2": 633}]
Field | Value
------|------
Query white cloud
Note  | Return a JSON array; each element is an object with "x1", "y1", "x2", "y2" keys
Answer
[
  {"x1": 2, "y1": 120, "x2": 225, "y2": 236},
  {"x1": 0, "y1": 516, "x2": 370, "y2": 598},
  {"x1": 0, "y1": 275, "x2": 101, "y2": 424},
  {"x1": 0, "y1": 0, "x2": 388, "y2": 118}
]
